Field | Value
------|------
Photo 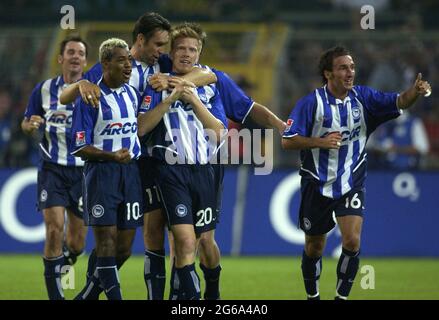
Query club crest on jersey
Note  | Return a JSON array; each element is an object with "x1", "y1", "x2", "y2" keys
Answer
[
  {"x1": 285, "y1": 119, "x2": 294, "y2": 132},
  {"x1": 142, "y1": 95, "x2": 152, "y2": 111},
  {"x1": 352, "y1": 105, "x2": 361, "y2": 120},
  {"x1": 175, "y1": 204, "x2": 188, "y2": 217},
  {"x1": 75, "y1": 131, "x2": 86, "y2": 146}
]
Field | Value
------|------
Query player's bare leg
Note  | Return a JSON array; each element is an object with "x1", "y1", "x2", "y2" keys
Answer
[
  {"x1": 302, "y1": 234, "x2": 327, "y2": 300},
  {"x1": 198, "y1": 230, "x2": 221, "y2": 299},
  {"x1": 64, "y1": 209, "x2": 87, "y2": 265},
  {"x1": 171, "y1": 224, "x2": 200, "y2": 299},
  {"x1": 42, "y1": 207, "x2": 66, "y2": 300},
  {"x1": 93, "y1": 225, "x2": 121, "y2": 300},
  {"x1": 335, "y1": 215, "x2": 363, "y2": 300}
]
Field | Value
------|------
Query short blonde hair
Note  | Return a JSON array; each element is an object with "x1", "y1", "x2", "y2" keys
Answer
[
  {"x1": 99, "y1": 38, "x2": 129, "y2": 62},
  {"x1": 170, "y1": 23, "x2": 205, "y2": 53}
]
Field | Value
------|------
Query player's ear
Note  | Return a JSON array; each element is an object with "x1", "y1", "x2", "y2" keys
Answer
[
  {"x1": 136, "y1": 33, "x2": 145, "y2": 45},
  {"x1": 57, "y1": 54, "x2": 63, "y2": 64},
  {"x1": 102, "y1": 59, "x2": 110, "y2": 70},
  {"x1": 324, "y1": 70, "x2": 332, "y2": 81}
]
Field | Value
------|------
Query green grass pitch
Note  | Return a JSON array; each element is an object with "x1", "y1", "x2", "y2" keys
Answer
[{"x1": 1, "y1": 255, "x2": 438, "y2": 300}]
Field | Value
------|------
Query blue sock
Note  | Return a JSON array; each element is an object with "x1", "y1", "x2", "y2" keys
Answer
[
  {"x1": 175, "y1": 263, "x2": 201, "y2": 300},
  {"x1": 96, "y1": 257, "x2": 122, "y2": 300},
  {"x1": 200, "y1": 264, "x2": 221, "y2": 300},
  {"x1": 43, "y1": 255, "x2": 65, "y2": 300},
  {"x1": 144, "y1": 249, "x2": 166, "y2": 300},
  {"x1": 75, "y1": 250, "x2": 129, "y2": 300},
  {"x1": 301, "y1": 250, "x2": 322, "y2": 299},
  {"x1": 74, "y1": 269, "x2": 102, "y2": 300},
  {"x1": 169, "y1": 260, "x2": 179, "y2": 300},
  {"x1": 336, "y1": 248, "x2": 360, "y2": 299}
]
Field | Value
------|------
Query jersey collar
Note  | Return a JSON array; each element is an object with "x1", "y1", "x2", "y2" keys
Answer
[
  {"x1": 97, "y1": 77, "x2": 127, "y2": 96},
  {"x1": 323, "y1": 85, "x2": 356, "y2": 105}
]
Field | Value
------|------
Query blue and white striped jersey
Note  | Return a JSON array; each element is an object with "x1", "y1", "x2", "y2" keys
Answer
[
  {"x1": 283, "y1": 85, "x2": 401, "y2": 199},
  {"x1": 24, "y1": 75, "x2": 84, "y2": 167},
  {"x1": 141, "y1": 81, "x2": 227, "y2": 164},
  {"x1": 84, "y1": 55, "x2": 171, "y2": 95},
  {"x1": 71, "y1": 79, "x2": 142, "y2": 160}
]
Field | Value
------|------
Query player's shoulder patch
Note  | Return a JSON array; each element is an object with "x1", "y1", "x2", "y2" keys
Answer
[
  {"x1": 285, "y1": 119, "x2": 294, "y2": 132},
  {"x1": 75, "y1": 131, "x2": 86, "y2": 147},
  {"x1": 141, "y1": 95, "x2": 152, "y2": 111}
]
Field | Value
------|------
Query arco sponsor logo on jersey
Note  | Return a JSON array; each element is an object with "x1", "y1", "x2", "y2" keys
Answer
[
  {"x1": 47, "y1": 112, "x2": 72, "y2": 125},
  {"x1": 100, "y1": 122, "x2": 138, "y2": 135},
  {"x1": 171, "y1": 100, "x2": 193, "y2": 112},
  {"x1": 321, "y1": 126, "x2": 361, "y2": 142}
]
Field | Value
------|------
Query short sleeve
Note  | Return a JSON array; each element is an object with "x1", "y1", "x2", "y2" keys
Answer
[
  {"x1": 283, "y1": 94, "x2": 317, "y2": 138},
  {"x1": 212, "y1": 69, "x2": 254, "y2": 123},
  {"x1": 355, "y1": 85, "x2": 401, "y2": 126},
  {"x1": 24, "y1": 82, "x2": 44, "y2": 118},
  {"x1": 70, "y1": 98, "x2": 98, "y2": 154},
  {"x1": 139, "y1": 86, "x2": 163, "y2": 113},
  {"x1": 208, "y1": 89, "x2": 228, "y2": 129}
]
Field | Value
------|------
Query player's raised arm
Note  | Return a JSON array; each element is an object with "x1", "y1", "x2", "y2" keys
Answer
[
  {"x1": 149, "y1": 67, "x2": 216, "y2": 91},
  {"x1": 137, "y1": 85, "x2": 184, "y2": 136},
  {"x1": 181, "y1": 87, "x2": 225, "y2": 142},
  {"x1": 397, "y1": 73, "x2": 432, "y2": 109},
  {"x1": 60, "y1": 79, "x2": 101, "y2": 107}
]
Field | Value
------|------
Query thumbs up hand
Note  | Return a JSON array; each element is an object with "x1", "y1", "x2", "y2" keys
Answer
[{"x1": 414, "y1": 73, "x2": 432, "y2": 97}]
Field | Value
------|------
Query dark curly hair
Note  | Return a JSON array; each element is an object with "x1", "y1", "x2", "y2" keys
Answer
[{"x1": 318, "y1": 46, "x2": 351, "y2": 84}]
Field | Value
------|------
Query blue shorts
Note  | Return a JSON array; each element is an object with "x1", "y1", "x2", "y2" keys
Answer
[
  {"x1": 138, "y1": 157, "x2": 162, "y2": 214},
  {"x1": 212, "y1": 164, "x2": 224, "y2": 223},
  {"x1": 156, "y1": 163, "x2": 217, "y2": 235},
  {"x1": 298, "y1": 179, "x2": 365, "y2": 235},
  {"x1": 37, "y1": 161, "x2": 83, "y2": 219},
  {"x1": 82, "y1": 161, "x2": 143, "y2": 229}
]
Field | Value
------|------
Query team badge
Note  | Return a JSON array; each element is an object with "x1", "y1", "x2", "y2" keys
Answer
[
  {"x1": 75, "y1": 131, "x2": 86, "y2": 146},
  {"x1": 303, "y1": 218, "x2": 312, "y2": 231},
  {"x1": 92, "y1": 205, "x2": 105, "y2": 218},
  {"x1": 40, "y1": 189, "x2": 48, "y2": 202},
  {"x1": 285, "y1": 119, "x2": 294, "y2": 132},
  {"x1": 352, "y1": 105, "x2": 361, "y2": 120},
  {"x1": 175, "y1": 204, "x2": 188, "y2": 217}
]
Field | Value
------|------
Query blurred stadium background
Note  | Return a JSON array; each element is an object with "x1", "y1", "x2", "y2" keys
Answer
[{"x1": 0, "y1": 0, "x2": 438, "y2": 299}]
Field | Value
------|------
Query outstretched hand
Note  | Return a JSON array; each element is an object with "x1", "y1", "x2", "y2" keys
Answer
[{"x1": 414, "y1": 73, "x2": 432, "y2": 97}]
